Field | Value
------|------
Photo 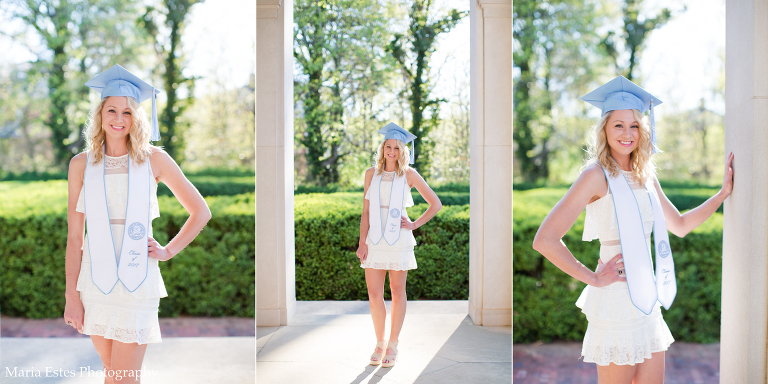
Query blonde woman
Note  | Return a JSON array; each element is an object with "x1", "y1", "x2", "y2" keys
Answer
[
  {"x1": 532, "y1": 76, "x2": 733, "y2": 383},
  {"x1": 356, "y1": 123, "x2": 442, "y2": 368},
  {"x1": 63, "y1": 65, "x2": 211, "y2": 383}
]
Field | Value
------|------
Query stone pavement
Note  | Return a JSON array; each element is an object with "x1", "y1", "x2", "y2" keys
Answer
[
  {"x1": 0, "y1": 315, "x2": 255, "y2": 384},
  {"x1": 1, "y1": 315, "x2": 255, "y2": 337},
  {"x1": 257, "y1": 300, "x2": 512, "y2": 384},
  {"x1": 514, "y1": 342, "x2": 720, "y2": 384}
]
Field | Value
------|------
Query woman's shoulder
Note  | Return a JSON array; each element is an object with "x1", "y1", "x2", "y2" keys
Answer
[
  {"x1": 405, "y1": 167, "x2": 421, "y2": 179},
  {"x1": 69, "y1": 152, "x2": 88, "y2": 171},
  {"x1": 581, "y1": 163, "x2": 605, "y2": 178},
  {"x1": 575, "y1": 163, "x2": 608, "y2": 194},
  {"x1": 147, "y1": 146, "x2": 174, "y2": 165}
]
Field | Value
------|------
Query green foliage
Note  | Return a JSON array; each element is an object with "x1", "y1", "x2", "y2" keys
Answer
[
  {"x1": 0, "y1": 174, "x2": 254, "y2": 199},
  {"x1": 513, "y1": 0, "x2": 607, "y2": 183},
  {"x1": 139, "y1": 0, "x2": 203, "y2": 163},
  {"x1": 158, "y1": 176, "x2": 254, "y2": 197},
  {"x1": 0, "y1": 170, "x2": 68, "y2": 182},
  {"x1": 7, "y1": 0, "x2": 148, "y2": 170},
  {"x1": 292, "y1": 190, "x2": 468, "y2": 208},
  {"x1": 294, "y1": 181, "x2": 469, "y2": 195},
  {"x1": 294, "y1": 0, "x2": 396, "y2": 186},
  {"x1": 294, "y1": 194, "x2": 469, "y2": 300},
  {"x1": 514, "y1": 188, "x2": 723, "y2": 343},
  {"x1": 0, "y1": 182, "x2": 254, "y2": 318},
  {"x1": 387, "y1": 0, "x2": 468, "y2": 181}
]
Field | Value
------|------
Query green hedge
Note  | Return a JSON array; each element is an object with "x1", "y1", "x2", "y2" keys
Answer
[
  {"x1": 0, "y1": 168, "x2": 255, "y2": 197},
  {"x1": 294, "y1": 193, "x2": 469, "y2": 301},
  {"x1": 0, "y1": 180, "x2": 254, "y2": 318},
  {"x1": 158, "y1": 176, "x2": 254, "y2": 197},
  {"x1": 514, "y1": 188, "x2": 723, "y2": 343},
  {"x1": 294, "y1": 182, "x2": 470, "y2": 195}
]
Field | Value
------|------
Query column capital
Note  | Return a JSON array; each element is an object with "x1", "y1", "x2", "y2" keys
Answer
[
  {"x1": 257, "y1": 0, "x2": 281, "y2": 19},
  {"x1": 476, "y1": 0, "x2": 511, "y2": 18}
]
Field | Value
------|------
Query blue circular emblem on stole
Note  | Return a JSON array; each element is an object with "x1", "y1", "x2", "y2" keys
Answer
[
  {"x1": 659, "y1": 240, "x2": 670, "y2": 258},
  {"x1": 389, "y1": 208, "x2": 400, "y2": 218},
  {"x1": 128, "y1": 222, "x2": 146, "y2": 240}
]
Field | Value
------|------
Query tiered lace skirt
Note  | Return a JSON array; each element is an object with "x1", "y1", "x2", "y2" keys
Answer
[
  {"x1": 77, "y1": 233, "x2": 166, "y2": 345},
  {"x1": 360, "y1": 227, "x2": 417, "y2": 271},
  {"x1": 575, "y1": 282, "x2": 674, "y2": 366}
]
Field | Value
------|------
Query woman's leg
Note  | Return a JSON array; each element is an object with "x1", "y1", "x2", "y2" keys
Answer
[
  {"x1": 596, "y1": 363, "x2": 636, "y2": 384},
  {"x1": 90, "y1": 335, "x2": 114, "y2": 384},
  {"x1": 365, "y1": 268, "x2": 388, "y2": 345},
  {"x1": 110, "y1": 340, "x2": 149, "y2": 383},
  {"x1": 633, "y1": 351, "x2": 665, "y2": 384},
  {"x1": 386, "y1": 269, "x2": 408, "y2": 359}
]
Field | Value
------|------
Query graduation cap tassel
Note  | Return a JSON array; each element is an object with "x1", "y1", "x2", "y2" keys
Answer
[
  {"x1": 151, "y1": 87, "x2": 160, "y2": 141},
  {"x1": 650, "y1": 99, "x2": 658, "y2": 154},
  {"x1": 411, "y1": 139, "x2": 415, "y2": 165}
]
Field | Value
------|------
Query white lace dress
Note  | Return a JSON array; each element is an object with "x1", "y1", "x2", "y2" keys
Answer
[
  {"x1": 576, "y1": 170, "x2": 675, "y2": 366},
  {"x1": 75, "y1": 153, "x2": 168, "y2": 345},
  {"x1": 360, "y1": 170, "x2": 418, "y2": 271}
]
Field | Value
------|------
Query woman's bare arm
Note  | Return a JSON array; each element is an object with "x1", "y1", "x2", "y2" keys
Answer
[
  {"x1": 359, "y1": 167, "x2": 374, "y2": 245},
  {"x1": 653, "y1": 152, "x2": 734, "y2": 238},
  {"x1": 404, "y1": 168, "x2": 442, "y2": 229},
  {"x1": 63, "y1": 153, "x2": 87, "y2": 332},
  {"x1": 65, "y1": 153, "x2": 87, "y2": 300},
  {"x1": 532, "y1": 164, "x2": 625, "y2": 287},
  {"x1": 148, "y1": 149, "x2": 211, "y2": 260}
]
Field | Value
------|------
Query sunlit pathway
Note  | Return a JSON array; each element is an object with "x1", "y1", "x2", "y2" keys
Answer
[
  {"x1": 514, "y1": 342, "x2": 720, "y2": 384},
  {"x1": 257, "y1": 301, "x2": 511, "y2": 384},
  {"x1": 1, "y1": 337, "x2": 255, "y2": 383},
  {"x1": 1, "y1": 317, "x2": 255, "y2": 383}
]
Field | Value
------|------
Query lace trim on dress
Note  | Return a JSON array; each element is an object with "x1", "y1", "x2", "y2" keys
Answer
[
  {"x1": 581, "y1": 314, "x2": 674, "y2": 366},
  {"x1": 360, "y1": 260, "x2": 417, "y2": 270},
  {"x1": 381, "y1": 170, "x2": 395, "y2": 181},
  {"x1": 81, "y1": 301, "x2": 162, "y2": 345},
  {"x1": 105, "y1": 154, "x2": 130, "y2": 169}
]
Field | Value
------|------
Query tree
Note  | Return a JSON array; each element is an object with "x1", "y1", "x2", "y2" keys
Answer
[
  {"x1": 601, "y1": 0, "x2": 678, "y2": 81},
  {"x1": 5, "y1": 0, "x2": 144, "y2": 169},
  {"x1": 294, "y1": 0, "x2": 394, "y2": 186},
  {"x1": 387, "y1": 0, "x2": 466, "y2": 180},
  {"x1": 513, "y1": 0, "x2": 607, "y2": 183},
  {"x1": 139, "y1": 0, "x2": 203, "y2": 163}
]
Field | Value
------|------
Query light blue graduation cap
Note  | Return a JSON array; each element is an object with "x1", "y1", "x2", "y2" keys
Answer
[
  {"x1": 378, "y1": 122, "x2": 417, "y2": 164},
  {"x1": 582, "y1": 75, "x2": 664, "y2": 153},
  {"x1": 85, "y1": 64, "x2": 161, "y2": 141}
]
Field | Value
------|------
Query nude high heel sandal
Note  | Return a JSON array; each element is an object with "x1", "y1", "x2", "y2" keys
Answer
[
  {"x1": 381, "y1": 340, "x2": 398, "y2": 368},
  {"x1": 370, "y1": 340, "x2": 387, "y2": 365}
]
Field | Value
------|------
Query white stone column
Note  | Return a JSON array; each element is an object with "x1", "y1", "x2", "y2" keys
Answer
[
  {"x1": 256, "y1": 0, "x2": 295, "y2": 327},
  {"x1": 468, "y1": 0, "x2": 512, "y2": 327},
  {"x1": 721, "y1": 0, "x2": 768, "y2": 381}
]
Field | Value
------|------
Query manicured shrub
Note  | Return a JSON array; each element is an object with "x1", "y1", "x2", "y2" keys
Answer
[
  {"x1": 514, "y1": 188, "x2": 723, "y2": 343},
  {"x1": 0, "y1": 181, "x2": 254, "y2": 318},
  {"x1": 294, "y1": 193, "x2": 469, "y2": 301}
]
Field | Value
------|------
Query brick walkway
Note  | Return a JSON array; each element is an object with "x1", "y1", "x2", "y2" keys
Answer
[
  {"x1": 0, "y1": 315, "x2": 254, "y2": 337},
  {"x1": 514, "y1": 342, "x2": 719, "y2": 384}
]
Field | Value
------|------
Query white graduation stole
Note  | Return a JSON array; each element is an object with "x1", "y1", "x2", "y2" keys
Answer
[
  {"x1": 601, "y1": 164, "x2": 677, "y2": 315},
  {"x1": 368, "y1": 170, "x2": 406, "y2": 246},
  {"x1": 84, "y1": 149, "x2": 151, "y2": 293}
]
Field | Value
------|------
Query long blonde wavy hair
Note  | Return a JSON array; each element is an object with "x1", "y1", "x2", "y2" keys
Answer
[
  {"x1": 84, "y1": 96, "x2": 154, "y2": 165},
  {"x1": 373, "y1": 139, "x2": 411, "y2": 177},
  {"x1": 583, "y1": 109, "x2": 657, "y2": 185}
]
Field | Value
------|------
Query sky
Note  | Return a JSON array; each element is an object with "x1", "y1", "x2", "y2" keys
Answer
[{"x1": 640, "y1": 0, "x2": 726, "y2": 116}]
